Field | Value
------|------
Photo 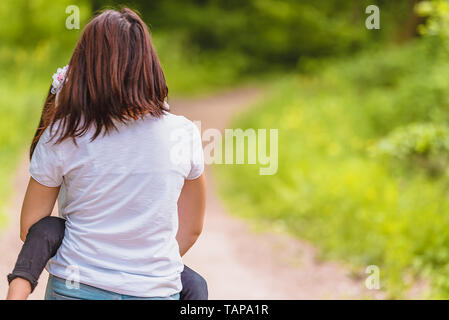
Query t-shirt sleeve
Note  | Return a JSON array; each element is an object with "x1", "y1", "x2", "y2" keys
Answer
[
  {"x1": 29, "y1": 128, "x2": 64, "y2": 187},
  {"x1": 186, "y1": 121, "x2": 204, "y2": 180}
]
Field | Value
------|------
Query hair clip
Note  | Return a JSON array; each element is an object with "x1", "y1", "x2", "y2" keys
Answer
[{"x1": 51, "y1": 65, "x2": 69, "y2": 94}]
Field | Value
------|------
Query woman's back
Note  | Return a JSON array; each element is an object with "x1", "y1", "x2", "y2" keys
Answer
[{"x1": 30, "y1": 112, "x2": 204, "y2": 297}]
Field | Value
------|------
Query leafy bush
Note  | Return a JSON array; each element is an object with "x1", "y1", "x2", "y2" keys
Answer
[{"x1": 373, "y1": 123, "x2": 449, "y2": 176}]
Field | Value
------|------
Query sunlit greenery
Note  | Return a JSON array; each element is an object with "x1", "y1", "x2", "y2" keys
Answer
[
  {"x1": 215, "y1": 1, "x2": 449, "y2": 298},
  {"x1": 217, "y1": 37, "x2": 449, "y2": 298}
]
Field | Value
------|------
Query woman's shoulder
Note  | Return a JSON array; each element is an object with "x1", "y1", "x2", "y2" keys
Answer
[
  {"x1": 160, "y1": 112, "x2": 198, "y2": 130},
  {"x1": 39, "y1": 120, "x2": 64, "y2": 145}
]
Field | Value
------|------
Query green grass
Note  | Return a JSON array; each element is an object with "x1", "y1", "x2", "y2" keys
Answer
[{"x1": 215, "y1": 40, "x2": 449, "y2": 298}]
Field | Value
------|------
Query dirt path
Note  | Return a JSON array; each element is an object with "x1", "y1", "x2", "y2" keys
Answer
[{"x1": 0, "y1": 87, "x2": 380, "y2": 299}]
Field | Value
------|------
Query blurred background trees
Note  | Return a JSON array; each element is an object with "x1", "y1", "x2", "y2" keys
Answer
[
  {"x1": 2, "y1": 0, "x2": 449, "y2": 298},
  {"x1": 98, "y1": 0, "x2": 419, "y2": 72}
]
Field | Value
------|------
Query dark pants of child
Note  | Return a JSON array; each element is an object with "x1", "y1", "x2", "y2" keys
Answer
[{"x1": 7, "y1": 216, "x2": 208, "y2": 300}]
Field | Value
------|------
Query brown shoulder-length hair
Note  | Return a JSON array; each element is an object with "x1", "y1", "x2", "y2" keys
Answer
[{"x1": 31, "y1": 8, "x2": 168, "y2": 158}]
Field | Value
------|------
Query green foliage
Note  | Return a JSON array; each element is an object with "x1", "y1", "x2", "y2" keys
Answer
[
  {"x1": 216, "y1": 39, "x2": 449, "y2": 298},
  {"x1": 373, "y1": 123, "x2": 449, "y2": 176},
  {"x1": 416, "y1": 0, "x2": 449, "y2": 62},
  {"x1": 416, "y1": 0, "x2": 449, "y2": 38},
  {"x1": 113, "y1": 0, "x2": 417, "y2": 72},
  {"x1": 153, "y1": 33, "x2": 250, "y2": 96}
]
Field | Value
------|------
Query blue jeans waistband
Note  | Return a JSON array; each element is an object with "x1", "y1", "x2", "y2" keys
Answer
[{"x1": 44, "y1": 274, "x2": 180, "y2": 300}]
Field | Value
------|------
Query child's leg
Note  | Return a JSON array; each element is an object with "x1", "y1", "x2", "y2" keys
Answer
[
  {"x1": 7, "y1": 216, "x2": 65, "y2": 299},
  {"x1": 181, "y1": 265, "x2": 208, "y2": 300}
]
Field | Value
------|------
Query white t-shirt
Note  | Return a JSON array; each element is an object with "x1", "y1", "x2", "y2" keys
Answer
[{"x1": 29, "y1": 112, "x2": 204, "y2": 297}]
